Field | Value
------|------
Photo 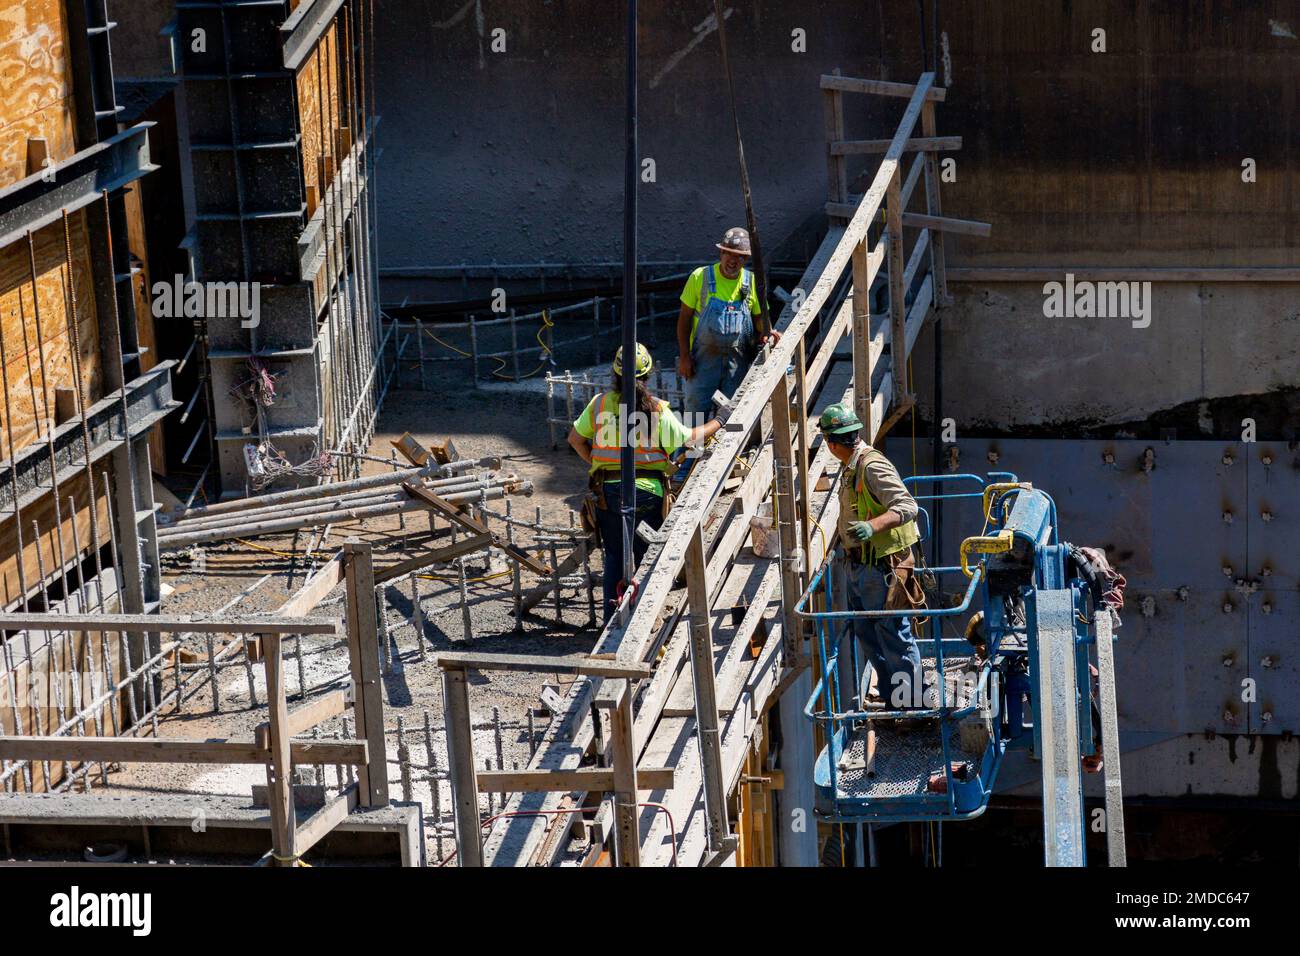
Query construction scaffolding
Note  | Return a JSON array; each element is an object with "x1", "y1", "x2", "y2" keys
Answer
[{"x1": 444, "y1": 70, "x2": 982, "y2": 867}]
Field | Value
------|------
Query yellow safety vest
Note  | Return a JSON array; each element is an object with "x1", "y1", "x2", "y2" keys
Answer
[
  {"x1": 588, "y1": 391, "x2": 674, "y2": 473},
  {"x1": 854, "y1": 456, "x2": 920, "y2": 563}
]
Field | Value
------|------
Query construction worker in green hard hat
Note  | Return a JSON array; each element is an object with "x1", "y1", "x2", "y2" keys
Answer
[
  {"x1": 819, "y1": 403, "x2": 924, "y2": 711},
  {"x1": 568, "y1": 344, "x2": 728, "y2": 621}
]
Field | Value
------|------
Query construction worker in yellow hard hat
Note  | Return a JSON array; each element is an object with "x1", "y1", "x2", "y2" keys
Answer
[
  {"x1": 819, "y1": 402, "x2": 924, "y2": 711},
  {"x1": 568, "y1": 344, "x2": 728, "y2": 621},
  {"x1": 675, "y1": 227, "x2": 781, "y2": 423}
]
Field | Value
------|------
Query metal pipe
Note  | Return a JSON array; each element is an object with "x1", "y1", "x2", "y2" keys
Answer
[
  {"x1": 161, "y1": 475, "x2": 518, "y2": 535},
  {"x1": 158, "y1": 483, "x2": 532, "y2": 549},
  {"x1": 166, "y1": 462, "x2": 492, "y2": 521}
]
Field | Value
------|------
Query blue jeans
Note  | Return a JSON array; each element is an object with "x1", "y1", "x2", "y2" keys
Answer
[
  {"x1": 595, "y1": 482, "x2": 663, "y2": 622},
  {"x1": 683, "y1": 349, "x2": 749, "y2": 418},
  {"x1": 841, "y1": 557, "x2": 922, "y2": 709},
  {"x1": 684, "y1": 284, "x2": 755, "y2": 417}
]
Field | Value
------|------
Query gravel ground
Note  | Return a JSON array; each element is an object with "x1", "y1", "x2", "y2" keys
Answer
[{"x1": 106, "y1": 361, "x2": 641, "y2": 863}]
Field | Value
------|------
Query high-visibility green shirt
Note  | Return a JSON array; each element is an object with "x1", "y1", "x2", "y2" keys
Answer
[
  {"x1": 574, "y1": 392, "x2": 692, "y2": 497},
  {"x1": 680, "y1": 264, "x2": 763, "y2": 348}
]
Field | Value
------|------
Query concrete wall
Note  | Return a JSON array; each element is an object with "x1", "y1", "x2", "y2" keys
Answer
[
  {"x1": 375, "y1": 1, "x2": 1297, "y2": 424},
  {"x1": 373, "y1": 0, "x2": 909, "y2": 300}
]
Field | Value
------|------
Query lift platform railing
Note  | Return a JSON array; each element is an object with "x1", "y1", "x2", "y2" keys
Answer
[{"x1": 794, "y1": 472, "x2": 1039, "y2": 821}]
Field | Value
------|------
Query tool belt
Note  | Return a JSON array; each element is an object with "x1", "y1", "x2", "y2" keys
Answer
[
  {"x1": 581, "y1": 469, "x2": 675, "y2": 546},
  {"x1": 881, "y1": 548, "x2": 925, "y2": 613}
]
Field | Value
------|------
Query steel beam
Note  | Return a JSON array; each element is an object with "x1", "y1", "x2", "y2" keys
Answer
[
  {"x1": 1034, "y1": 588, "x2": 1086, "y2": 867},
  {"x1": 281, "y1": 0, "x2": 347, "y2": 71},
  {"x1": 0, "y1": 363, "x2": 176, "y2": 518},
  {"x1": 0, "y1": 125, "x2": 156, "y2": 250}
]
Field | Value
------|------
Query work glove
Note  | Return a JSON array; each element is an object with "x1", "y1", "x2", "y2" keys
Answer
[{"x1": 848, "y1": 520, "x2": 875, "y2": 541}]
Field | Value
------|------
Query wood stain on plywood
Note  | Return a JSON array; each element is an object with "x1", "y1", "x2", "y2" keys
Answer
[
  {"x1": 0, "y1": 213, "x2": 101, "y2": 460},
  {"x1": 0, "y1": 0, "x2": 79, "y2": 189}
]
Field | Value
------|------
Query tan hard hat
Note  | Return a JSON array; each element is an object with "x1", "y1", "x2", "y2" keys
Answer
[{"x1": 716, "y1": 227, "x2": 752, "y2": 256}]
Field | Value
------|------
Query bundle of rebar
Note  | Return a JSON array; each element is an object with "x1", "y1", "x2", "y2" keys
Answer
[{"x1": 157, "y1": 458, "x2": 530, "y2": 550}]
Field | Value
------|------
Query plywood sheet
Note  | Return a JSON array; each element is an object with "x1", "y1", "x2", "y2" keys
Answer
[
  {"x1": 0, "y1": 0, "x2": 79, "y2": 189},
  {"x1": 296, "y1": 20, "x2": 344, "y2": 199},
  {"x1": 0, "y1": 468, "x2": 112, "y2": 618},
  {"x1": 0, "y1": 212, "x2": 101, "y2": 459}
]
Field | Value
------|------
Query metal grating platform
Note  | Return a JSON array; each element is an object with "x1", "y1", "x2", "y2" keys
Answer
[{"x1": 837, "y1": 656, "x2": 986, "y2": 800}]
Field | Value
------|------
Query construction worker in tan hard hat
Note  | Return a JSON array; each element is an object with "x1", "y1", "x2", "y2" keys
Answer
[
  {"x1": 819, "y1": 402, "x2": 924, "y2": 711},
  {"x1": 675, "y1": 227, "x2": 781, "y2": 424},
  {"x1": 568, "y1": 344, "x2": 729, "y2": 621}
]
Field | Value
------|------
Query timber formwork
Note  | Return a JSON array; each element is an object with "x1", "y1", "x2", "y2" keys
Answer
[
  {"x1": 0, "y1": 541, "x2": 421, "y2": 865},
  {"x1": 441, "y1": 72, "x2": 986, "y2": 867},
  {"x1": 174, "y1": 0, "x2": 383, "y2": 493},
  {"x1": 0, "y1": 0, "x2": 173, "y2": 793}
]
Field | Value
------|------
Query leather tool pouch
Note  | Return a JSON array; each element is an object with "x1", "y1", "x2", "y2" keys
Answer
[
  {"x1": 883, "y1": 550, "x2": 926, "y2": 613},
  {"x1": 582, "y1": 472, "x2": 607, "y2": 548}
]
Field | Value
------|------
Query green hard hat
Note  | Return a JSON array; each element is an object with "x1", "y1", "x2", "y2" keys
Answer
[
  {"x1": 612, "y1": 343, "x2": 653, "y2": 379},
  {"x1": 818, "y1": 402, "x2": 862, "y2": 435}
]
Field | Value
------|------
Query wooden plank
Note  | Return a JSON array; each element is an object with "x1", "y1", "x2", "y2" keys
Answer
[
  {"x1": 822, "y1": 69, "x2": 847, "y2": 209},
  {"x1": 254, "y1": 688, "x2": 349, "y2": 750},
  {"x1": 885, "y1": 167, "x2": 908, "y2": 404},
  {"x1": 343, "y1": 540, "x2": 388, "y2": 806},
  {"x1": 0, "y1": 736, "x2": 368, "y2": 765},
  {"x1": 519, "y1": 538, "x2": 590, "y2": 612},
  {"x1": 900, "y1": 211, "x2": 992, "y2": 237},
  {"x1": 0, "y1": 470, "x2": 108, "y2": 612},
  {"x1": 605, "y1": 681, "x2": 640, "y2": 866},
  {"x1": 769, "y1": 369, "x2": 803, "y2": 658},
  {"x1": 920, "y1": 100, "x2": 950, "y2": 305},
  {"x1": 372, "y1": 533, "x2": 490, "y2": 585},
  {"x1": 685, "y1": 525, "x2": 728, "y2": 851},
  {"x1": 0, "y1": 213, "x2": 101, "y2": 460},
  {"x1": 435, "y1": 651, "x2": 650, "y2": 679},
  {"x1": 1094, "y1": 610, "x2": 1127, "y2": 866},
  {"x1": 476, "y1": 766, "x2": 675, "y2": 793},
  {"x1": 0, "y1": 0, "x2": 79, "y2": 188},
  {"x1": 402, "y1": 482, "x2": 550, "y2": 574},
  {"x1": 0, "y1": 612, "x2": 339, "y2": 635},
  {"x1": 819, "y1": 73, "x2": 946, "y2": 101},
  {"x1": 294, "y1": 782, "x2": 358, "y2": 857},
  {"x1": 904, "y1": 229, "x2": 931, "y2": 293},
  {"x1": 830, "y1": 135, "x2": 961, "y2": 155},
  {"x1": 276, "y1": 551, "x2": 344, "y2": 616},
  {"x1": 262, "y1": 633, "x2": 298, "y2": 865},
  {"x1": 851, "y1": 238, "x2": 873, "y2": 435},
  {"x1": 442, "y1": 665, "x2": 482, "y2": 866}
]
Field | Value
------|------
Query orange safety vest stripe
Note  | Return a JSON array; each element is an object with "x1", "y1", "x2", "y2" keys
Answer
[{"x1": 589, "y1": 392, "x2": 673, "y2": 470}]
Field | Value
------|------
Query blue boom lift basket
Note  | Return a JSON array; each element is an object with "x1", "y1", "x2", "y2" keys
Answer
[{"x1": 798, "y1": 471, "x2": 1107, "y2": 847}]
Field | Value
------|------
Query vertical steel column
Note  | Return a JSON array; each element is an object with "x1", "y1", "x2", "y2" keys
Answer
[{"x1": 1034, "y1": 589, "x2": 1085, "y2": 867}]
